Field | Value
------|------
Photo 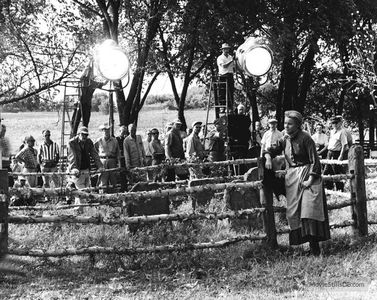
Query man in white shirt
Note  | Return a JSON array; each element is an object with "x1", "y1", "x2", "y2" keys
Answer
[
  {"x1": 216, "y1": 43, "x2": 234, "y2": 117},
  {"x1": 324, "y1": 115, "x2": 348, "y2": 191},
  {"x1": 185, "y1": 121, "x2": 205, "y2": 160},
  {"x1": 260, "y1": 118, "x2": 283, "y2": 156}
]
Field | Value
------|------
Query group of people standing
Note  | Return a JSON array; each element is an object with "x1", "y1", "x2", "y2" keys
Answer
[{"x1": 65, "y1": 118, "x2": 228, "y2": 191}]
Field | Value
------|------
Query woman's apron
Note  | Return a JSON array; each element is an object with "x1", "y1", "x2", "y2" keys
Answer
[{"x1": 285, "y1": 165, "x2": 325, "y2": 230}]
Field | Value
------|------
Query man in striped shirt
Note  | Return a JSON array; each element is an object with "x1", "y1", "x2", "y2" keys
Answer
[{"x1": 38, "y1": 130, "x2": 60, "y2": 188}]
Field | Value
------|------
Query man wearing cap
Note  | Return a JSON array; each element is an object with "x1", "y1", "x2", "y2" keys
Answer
[
  {"x1": 207, "y1": 119, "x2": 226, "y2": 162},
  {"x1": 237, "y1": 104, "x2": 246, "y2": 115},
  {"x1": 260, "y1": 118, "x2": 284, "y2": 156},
  {"x1": 216, "y1": 42, "x2": 235, "y2": 116},
  {"x1": 185, "y1": 121, "x2": 205, "y2": 160},
  {"x1": 95, "y1": 123, "x2": 120, "y2": 189},
  {"x1": 323, "y1": 115, "x2": 348, "y2": 191},
  {"x1": 165, "y1": 119, "x2": 186, "y2": 181},
  {"x1": 68, "y1": 126, "x2": 103, "y2": 189},
  {"x1": 38, "y1": 130, "x2": 60, "y2": 188},
  {"x1": 11, "y1": 175, "x2": 34, "y2": 206},
  {"x1": 15, "y1": 135, "x2": 39, "y2": 187}
]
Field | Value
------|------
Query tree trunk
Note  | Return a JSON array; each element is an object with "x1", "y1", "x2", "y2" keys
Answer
[
  {"x1": 297, "y1": 43, "x2": 316, "y2": 113},
  {"x1": 122, "y1": 0, "x2": 164, "y2": 126}
]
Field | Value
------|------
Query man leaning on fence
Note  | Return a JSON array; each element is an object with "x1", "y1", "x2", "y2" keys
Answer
[
  {"x1": 38, "y1": 129, "x2": 60, "y2": 188},
  {"x1": 123, "y1": 123, "x2": 144, "y2": 184},
  {"x1": 323, "y1": 116, "x2": 348, "y2": 191},
  {"x1": 68, "y1": 126, "x2": 104, "y2": 190}
]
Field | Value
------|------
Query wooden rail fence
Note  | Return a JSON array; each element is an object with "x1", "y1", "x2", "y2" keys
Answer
[{"x1": 0, "y1": 146, "x2": 376, "y2": 258}]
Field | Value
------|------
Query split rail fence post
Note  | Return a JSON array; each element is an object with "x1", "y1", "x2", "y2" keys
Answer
[
  {"x1": 0, "y1": 169, "x2": 9, "y2": 256},
  {"x1": 258, "y1": 158, "x2": 278, "y2": 249},
  {"x1": 348, "y1": 145, "x2": 368, "y2": 237}
]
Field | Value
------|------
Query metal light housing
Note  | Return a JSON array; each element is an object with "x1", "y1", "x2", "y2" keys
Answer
[
  {"x1": 236, "y1": 37, "x2": 273, "y2": 77},
  {"x1": 95, "y1": 39, "x2": 130, "y2": 81}
]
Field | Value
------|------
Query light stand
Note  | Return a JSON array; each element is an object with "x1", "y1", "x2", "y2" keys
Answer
[{"x1": 235, "y1": 37, "x2": 273, "y2": 140}]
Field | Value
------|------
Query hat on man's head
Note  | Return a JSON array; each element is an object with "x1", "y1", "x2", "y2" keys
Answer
[
  {"x1": 330, "y1": 115, "x2": 343, "y2": 123},
  {"x1": 78, "y1": 126, "x2": 89, "y2": 135},
  {"x1": 151, "y1": 128, "x2": 159, "y2": 134},
  {"x1": 192, "y1": 121, "x2": 202, "y2": 128},
  {"x1": 268, "y1": 118, "x2": 278, "y2": 124},
  {"x1": 237, "y1": 104, "x2": 245, "y2": 110},
  {"x1": 173, "y1": 118, "x2": 182, "y2": 125},
  {"x1": 99, "y1": 123, "x2": 111, "y2": 130},
  {"x1": 25, "y1": 135, "x2": 35, "y2": 142},
  {"x1": 221, "y1": 43, "x2": 231, "y2": 49}
]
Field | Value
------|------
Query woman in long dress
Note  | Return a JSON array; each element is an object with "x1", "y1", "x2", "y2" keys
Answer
[{"x1": 264, "y1": 110, "x2": 330, "y2": 255}]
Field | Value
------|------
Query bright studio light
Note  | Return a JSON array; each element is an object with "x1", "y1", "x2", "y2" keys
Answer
[
  {"x1": 236, "y1": 37, "x2": 273, "y2": 77},
  {"x1": 244, "y1": 47, "x2": 272, "y2": 77},
  {"x1": 96, "y1": 39, "x2": 130, "y2": 81}
]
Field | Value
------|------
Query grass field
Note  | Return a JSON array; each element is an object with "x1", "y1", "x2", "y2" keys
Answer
[
  {"x1": 1, "y1": 106, "x2": 211, "y2": 155},
  {"x1": 2, "y1": 110, "x2": 377, "y2": 299}
]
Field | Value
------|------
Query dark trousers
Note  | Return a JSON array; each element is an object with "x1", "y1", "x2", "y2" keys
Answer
[{"x1": 323, "y1": 150, "x2": 345, "y2": 191}]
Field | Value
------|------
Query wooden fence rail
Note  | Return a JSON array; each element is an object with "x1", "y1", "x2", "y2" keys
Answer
[
  {"x1": 7, "y1": 234, "x2": 267, "y2": 257},
  {"x1": 8, "y1": 208, "x2": 265, "y2": 225},
  {"x1": 2, "y1": 145, "x2": 377, "y2": 258}
]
